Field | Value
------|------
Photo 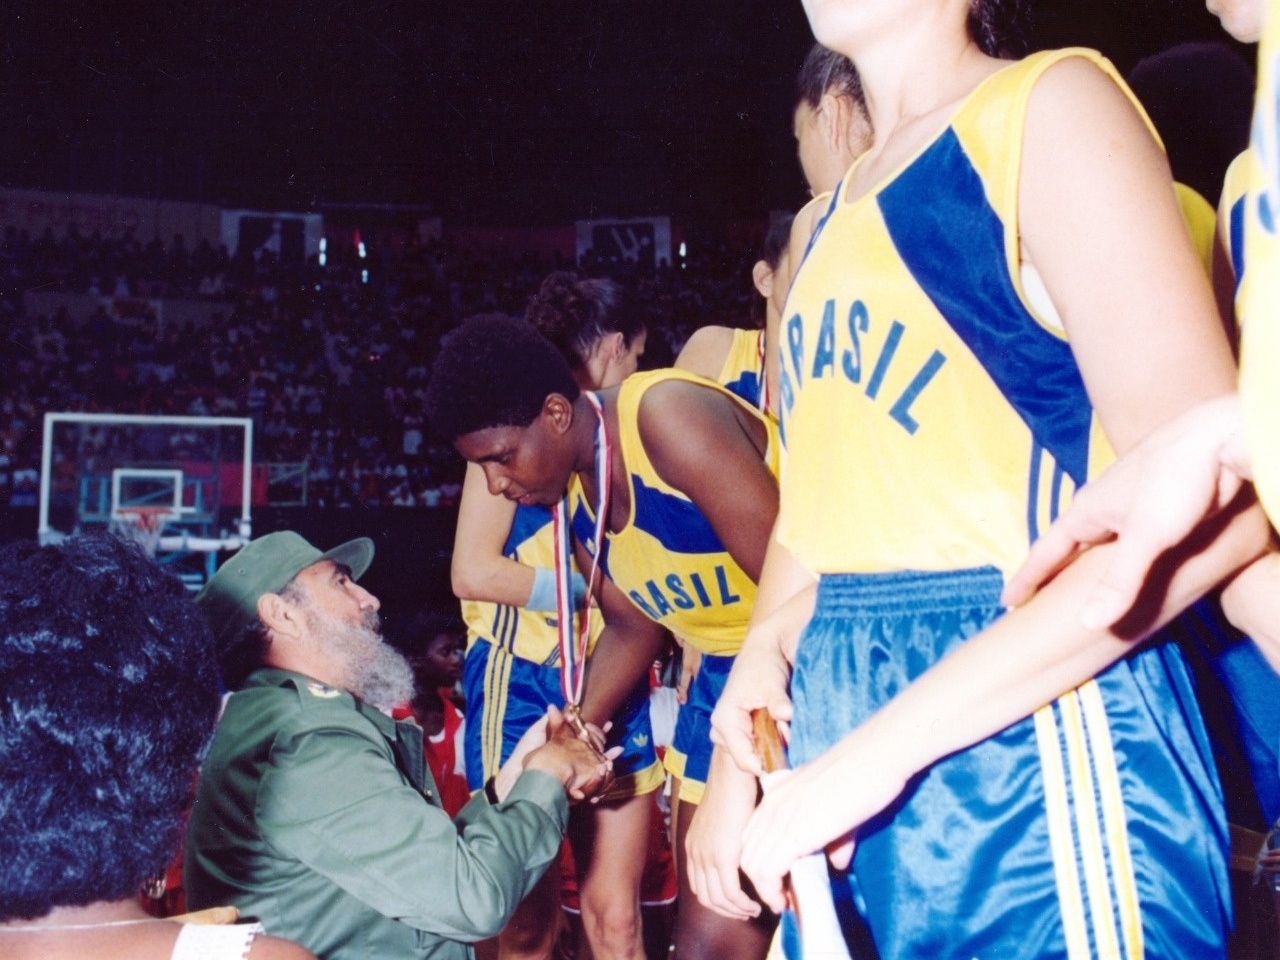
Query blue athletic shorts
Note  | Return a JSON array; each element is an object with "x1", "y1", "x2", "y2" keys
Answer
[
  {"x1": 664, "y1": 652, "x2": 734, "y2": 804},
  {"x1": 788, "y1": 568, "x2": 1228, "y2": 960},
  {"x1": 463, "y1": 637, "x2": 663, "y2": 802}
]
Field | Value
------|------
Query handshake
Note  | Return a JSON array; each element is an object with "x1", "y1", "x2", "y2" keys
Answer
[{"x1": 493, "y1": 704, "x2": 620, "y2": 804}]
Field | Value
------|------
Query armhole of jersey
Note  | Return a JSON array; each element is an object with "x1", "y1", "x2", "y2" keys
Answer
[
  {"x1": 613, "y1": 384, "x2": 642, "y2": 536},
  {"x1": 1001, "y1": 49, "x2": 1159, "y2": 342},
  {"x1": 630, "y1": 370, "x2": 777, "y2": 497}
]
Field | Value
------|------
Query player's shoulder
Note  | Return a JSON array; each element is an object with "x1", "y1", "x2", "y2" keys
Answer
[
  {"x1": 675, "y1": 325, "x2": 737, "y2": 380},
  {"x1": 237, "y1": 669, "x2": 362, "y2": 726}
]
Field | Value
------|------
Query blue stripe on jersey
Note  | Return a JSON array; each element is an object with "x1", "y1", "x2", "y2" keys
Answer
[
  {"x1": 722, "y1": 371, "x2": 761, "y2": 408},
  {"x1": 1230, "y1": 195, "x2": 1247, "y2": 293},
  {"x1": 630, "y1": 475, "x2": 726, "y2": 555},
  {"x1": 1050, "y1": 462, "x2": 1067, "y2": 524},
  {"x1": 798, "y1": 182, "x2": 843, "y2": 272},
  {"x1": 570, "y1": 498, "x2": 612, "y2": 580},
  {"x1": 878, "y1": 128, "x2": 1093, "y2": 486},
  {"x1": 505, "y1": 502, "x2": 552, "y2": 555},
  {"x1": 1027, "y1": 441, "x2": 1044, "y2": 544}
]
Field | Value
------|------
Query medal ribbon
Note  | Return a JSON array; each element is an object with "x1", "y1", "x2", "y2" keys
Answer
[{"x1": 553, "y1": 391, "x2": 611, "y2": 708}]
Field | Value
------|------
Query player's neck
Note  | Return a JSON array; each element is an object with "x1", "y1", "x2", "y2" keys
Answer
[{"x1": 571, "y1": 391, "x2": 628, "y2": 531}]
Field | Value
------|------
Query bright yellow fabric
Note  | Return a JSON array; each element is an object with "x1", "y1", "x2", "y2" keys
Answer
[
  {"x1": 776, "y1": 50, "x2": 1156, "y2": 576},
  {"x1": 570, "y1": 369, "x2": 779, "y2": 655}
]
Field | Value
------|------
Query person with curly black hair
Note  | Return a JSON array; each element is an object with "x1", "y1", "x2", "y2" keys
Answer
[
  {"x1": 0, "y1": 534, "x2": 312, "y2": 960},
  {"x1": 426, "y1": 313, "x2": 783, "y2": 960},
  {"x1": 449, "y1": 283, "x2": 655, "y2": 960}
]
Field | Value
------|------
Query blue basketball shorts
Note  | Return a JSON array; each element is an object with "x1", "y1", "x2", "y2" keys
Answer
[
  {"x1": 463, "y1": 637, "x2": 663, "y2": 802},
  {"x1": 788, "y1": 567, "x2": 1229, "y2": 960},
  {"x1": 664, "y1": 651, "x2": 734, "y2": 804}
]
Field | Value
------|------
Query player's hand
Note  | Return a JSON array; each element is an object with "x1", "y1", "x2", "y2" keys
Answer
[
  {"x1": 492, "y1": 708, "x2": 555, "y2": 800},
  {"x1": 558, "y1": 704, "x2": 611, "y2": 757},
  {"x1": 685, "y1": 751, "x2": 763, "y2": 921},
  {"x1": 1002, "y1": 394, "x2": 1250, "y2": 630},
  {"x1": 1259, "y1": 846, "x2": 1280, "y2": 876},
  {"x1": 676, "y1": 641, "x2": 701, "y2": 705},
  {"x1": 739, "y1": 731, "x2": 907, "y2": 915},
  {"x1": 527, "y1": 705, "x2": 617, "y2": 802},
  {"x1": 710, "y1": 585, "x2": 813, "y2": 776}
]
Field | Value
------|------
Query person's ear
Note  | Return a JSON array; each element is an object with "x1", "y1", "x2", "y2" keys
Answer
[
  {"x1": 607, "y1": 331, "x2": 627, "y2": 361},
  {"x1": 258, "y1": 591, "x2": 303, "y2": 641},
  {"x1": 541, "y1": 393, "x2": 576, "y2": 436},
  {"x1": 820, "y1": 92, "x2": 846, "y2": 152},
  {"x1": 752, "y1": 259, "x2": 775, "y2": 301}
]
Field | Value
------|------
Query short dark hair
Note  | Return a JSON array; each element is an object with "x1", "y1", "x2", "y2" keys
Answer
[
  {"x1": 424, "y1": 314, "x2": 580, "y2": 442},
  {"x1": 760, "y1": 214, "x2": 794, "y2": 273},
  {"x1": 0, "y1": 535, "x2": 221, "y2": 921},
  {"x1": 750, "y1": 214, "x2": 795, "y2": 327},
  {"x1": 525, "y1": 271, "x2": 647, "y2": 370},
  {"x1": 795, "y1": 42, "x2": 864, "y2": 113},
  {"x1": 385, "y1": 607, "x2": 467, "y2": 659},
  {"x1": 414, "y1": 609, "x2": 467, "y2": 647}
]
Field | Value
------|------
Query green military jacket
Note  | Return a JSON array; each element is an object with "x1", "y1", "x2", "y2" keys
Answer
[{"x1": 184, "y1": 668, "x2": 567, "y2": 960}]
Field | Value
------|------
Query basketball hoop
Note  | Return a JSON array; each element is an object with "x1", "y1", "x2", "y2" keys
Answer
[{"x1": 111, "y1": 506, "x2": 175, "y2": 557}]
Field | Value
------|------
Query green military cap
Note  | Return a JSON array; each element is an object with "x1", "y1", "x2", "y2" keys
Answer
[{"x1": 195, "y1": 531, "x2": 374, "y2": 654}]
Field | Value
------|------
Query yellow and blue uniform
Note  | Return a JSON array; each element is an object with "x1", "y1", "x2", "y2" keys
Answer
[
  {"x1": 715, "y1": 328, "x2": 766, "y2": 411},
  {"x1": 1219, "y1": 148, "x2": 1265, "y2": 298},
  {"x1": 570, "y1": 368, "x2": 780, "y2": 803},
  {"x1": 462, "y1": 504, "x2": 662, "y2": 801},
  {"x1": 778, "y1": 49, "x2": 1227, "y2": 959},
  {"x1": 1239, "y1": 0, "x2": 1280, "y2": 524},
  {"x1": 1191, "y1": 3, "x2": 1280, "y2": 842}
]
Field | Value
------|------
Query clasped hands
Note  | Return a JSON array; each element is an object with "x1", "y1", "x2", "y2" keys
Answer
[{"x1": 508, "y1": 704, "x2": 618, "y2": 804}]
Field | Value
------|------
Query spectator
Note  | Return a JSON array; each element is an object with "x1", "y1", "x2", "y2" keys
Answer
[{"x1": 0, "y1": 534, "x2": 313, "y2": 960}]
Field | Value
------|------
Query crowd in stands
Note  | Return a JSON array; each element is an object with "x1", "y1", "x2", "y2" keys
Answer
[{"x1": 0, "y1": 221, "x2": 765, "y2": 510}]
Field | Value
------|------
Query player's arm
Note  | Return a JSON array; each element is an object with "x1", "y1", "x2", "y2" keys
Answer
[
  {"x1": 675, "y1": 326, "x2": 735, "y2": 382},
  {"x1": 1211, "y1": 225, "x2": 1241, "y2": 356},
  {"x1": 453, "y1": 462, "x2": 558, "y2": 608},
  {"x1": 1003, "y1": 395, "x2": 1254, "y2": 629},
  {"x1": 1022, "y1": 57, "x2": 1236, "y2": 447},
  {"x1": 637, "y1": 380, "x2": 778, "y2": 582},
  {"x1": 1008, "y1": 61, "x2": 1273, "y2": 631},
  {"x1": 574, "y1": 539, "x2": 668, "y2": 728}
]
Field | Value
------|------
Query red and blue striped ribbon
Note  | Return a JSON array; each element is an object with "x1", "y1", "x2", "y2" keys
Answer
[{"x1": 553, "y1": 391, "x2": 611, "y2": 708}]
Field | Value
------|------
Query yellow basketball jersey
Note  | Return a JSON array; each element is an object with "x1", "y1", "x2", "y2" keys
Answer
[
  {"x1": 1239, "y1": 2, "x2": 1280, "y2": 524},
  {"x1": 1175, "y1": 183, "x2": 1216, "y2": 277},
  {"x1": 461, "y1": 504, "x2": 601, "y2": 664},
  {"x1": 716, "y1": 328, "x2": 766, "y2": 411},
  {"x1": 776, "y1": 49, "x2": 1157, "y2": 576},
  {"x1": 1219, "y1": 148, "x2": 1265, "y2": 292},
  {"x1": 570, "y1": 369, "x2": 780, "y2": 655}
]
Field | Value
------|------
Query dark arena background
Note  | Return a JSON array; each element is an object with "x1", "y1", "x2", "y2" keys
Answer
[{"x1": 0, "y1": 0, "x2": 1257, "y2": 623}]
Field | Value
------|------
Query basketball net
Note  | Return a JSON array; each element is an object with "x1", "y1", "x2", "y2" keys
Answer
[{"x1": 110, "y1": 507, "x2": 174, "y2": 557}]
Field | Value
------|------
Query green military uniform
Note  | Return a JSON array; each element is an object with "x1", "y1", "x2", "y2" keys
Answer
[{"x1": 185, "y1": 668, "x2": 567, "y2": 960}]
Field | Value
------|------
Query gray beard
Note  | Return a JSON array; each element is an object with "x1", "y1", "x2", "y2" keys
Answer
[{"x1": 308, "y1": 607, "x2": 415, "y2": 711}]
